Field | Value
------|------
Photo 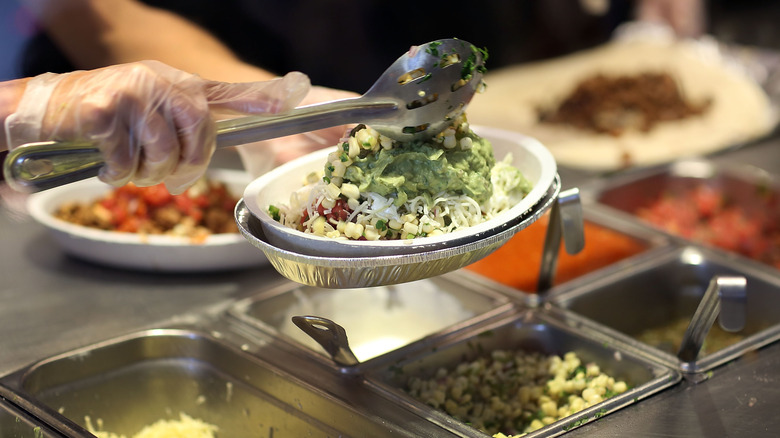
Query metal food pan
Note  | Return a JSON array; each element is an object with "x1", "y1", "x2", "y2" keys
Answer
[
  {"x1": 0, "y1": 328, "x2": 417, "y2": 438},
  {"x1": 464, "y1": 206, "x2": 670, "y2": 294},
  {"x1": 228, "y1": 270, "x2": 515, "y2": 368},
  {"x1": 581, "y1": 158, "x2": 780, "y2": 271},
  {"x1": 0, "y1": 396, "x2": 62, "y2": 438},
  {"x1": 552, "y1": 246, "x2": 780, "y2": 373},
  {"x1": 364, "y1": 310, "x2": 680, "y2": 438}
]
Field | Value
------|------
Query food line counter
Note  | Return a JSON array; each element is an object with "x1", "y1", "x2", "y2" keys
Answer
[{"x1": 1, "y1": 135, "x2": 779, "y2": 437}]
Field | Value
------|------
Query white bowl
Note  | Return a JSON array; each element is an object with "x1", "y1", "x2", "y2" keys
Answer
[
  {"x1": 27, "y1": 169, "x2": 268, "y2": 272},
  {"x1": 243, "y1": 126, "x2": 557, "y2": 258}
]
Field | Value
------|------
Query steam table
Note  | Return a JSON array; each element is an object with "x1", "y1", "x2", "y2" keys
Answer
[{"x1": 1, "y1": 137, "x2": 779, "y2": 437}]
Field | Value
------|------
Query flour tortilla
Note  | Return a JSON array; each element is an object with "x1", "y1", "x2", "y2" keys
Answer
[{"x1": 467, "y1": 40, "x2": 776, "y2": 171}]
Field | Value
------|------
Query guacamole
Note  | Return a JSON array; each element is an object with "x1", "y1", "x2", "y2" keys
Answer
[{"x1": 340, "y1": 129, "x2": 495, "y2": 206}]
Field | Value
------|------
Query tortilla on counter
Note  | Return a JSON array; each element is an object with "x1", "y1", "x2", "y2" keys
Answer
[{"x1": 467, "y1": 40, "x2": 776, "y2": 171}]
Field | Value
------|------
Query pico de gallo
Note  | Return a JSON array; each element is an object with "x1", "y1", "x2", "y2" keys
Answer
[
  {"x1": 635, "y1": 184, "x2": 780, "y2": 269},
  {"x1": 54, "y1": 177, "x2": 239, "y2": 242}
]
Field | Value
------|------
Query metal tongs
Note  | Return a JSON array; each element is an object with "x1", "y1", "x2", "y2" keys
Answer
[{"x1": 3, "y1": 39, "x2": 486, "y2": 192}]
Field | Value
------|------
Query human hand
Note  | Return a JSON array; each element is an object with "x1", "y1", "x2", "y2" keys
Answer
[
  {"x1": 236, "y1": 86, "x2": 360, "y2": 178},
  {"x1": 4, "y1": 61, "x2": 310, "y2": 193},
  {"x1": 636, "y1": 0, "x2": 705, "y2": 38}
]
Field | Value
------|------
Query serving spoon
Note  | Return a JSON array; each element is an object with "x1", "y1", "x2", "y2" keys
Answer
[{"x1": 3, "y1": 39, "x2": 486, "y2": 192}]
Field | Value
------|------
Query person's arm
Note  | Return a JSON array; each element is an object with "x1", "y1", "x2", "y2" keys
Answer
[{"x1": 23, "y1": 0, "x2": 277, "y2": 83}]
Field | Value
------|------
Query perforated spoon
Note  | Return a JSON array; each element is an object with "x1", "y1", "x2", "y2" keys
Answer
[{"x1": 3, "y1": 39, "x2": 487, "y2": 192}]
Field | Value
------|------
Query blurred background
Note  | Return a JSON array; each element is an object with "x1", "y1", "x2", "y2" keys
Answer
[{"x1": 1, "y1": 0, "x2": 777, "y2": 83}]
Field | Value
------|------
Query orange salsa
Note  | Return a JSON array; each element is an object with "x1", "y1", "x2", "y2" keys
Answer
[{"x1": 466, "y1": 214, "x2": 647, "y2": 292}]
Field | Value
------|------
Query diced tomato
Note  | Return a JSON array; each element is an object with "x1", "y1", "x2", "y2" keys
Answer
[
  {"x1": 174, "y1": 196, "x2": 203, "y2": 222},
  {"x1": 191, "y1": 194, "x2": 210, "y2": 208},
  {"x1": 302, "y1": 198, "x2": 353, "y2": 224},
  {"x1": 115, "y1": 216, "x2": 140, "y2": 233},
  {"x1": 327, "y1": 199, "x2": 351, "y2": 221},
  {"x1": 142, "y1": 184, "x2": 173, "y2": 207},
  {"x1": 636, "y1": 184, "x2": 779, "y2": 270},
  {"x1": 62, "y1": 179, "x2": 239, "y2": 238}
]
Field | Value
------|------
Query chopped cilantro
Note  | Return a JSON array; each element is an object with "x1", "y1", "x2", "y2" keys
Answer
[
  {"x1": 426, "y1": 41, "x2": 443, "y2": 57},
  {"x1": 375, "y1": 219, "x2": 388, "y2": 231},
  {"x1": 268, "y1": 205, "x2": 281, "y2": 221}
]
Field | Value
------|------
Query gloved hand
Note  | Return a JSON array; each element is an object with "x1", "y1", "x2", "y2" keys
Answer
[
  {"x1": 4, "y1": 60, "x2": 310, "y2": 193},
  {"x1": 236, "y1": 85, "x2": 360, "y2": 178}
]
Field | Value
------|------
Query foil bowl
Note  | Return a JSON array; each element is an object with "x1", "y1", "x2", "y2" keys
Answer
[{"x1": 236, "y1": 175, "x2": 560, "y2": 288}]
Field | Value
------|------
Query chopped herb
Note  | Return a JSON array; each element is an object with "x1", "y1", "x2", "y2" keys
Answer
[
  {"x1": 268, "y1": 205, "x2": 281, "y2": 221},
  {"x1": 375, "y1": 219, "x2": 388, "y2": 231},
  {"x1": 426, "y1": 41, "x2": 443, "y2": 57}
]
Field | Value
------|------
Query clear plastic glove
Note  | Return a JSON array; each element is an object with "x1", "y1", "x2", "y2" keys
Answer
[
  {"x1": 236, "y1": 86, "x2": 360, "y2": 178},
  {"x1": 4, "y1": 60, "x2": 310, "y2": 193}
]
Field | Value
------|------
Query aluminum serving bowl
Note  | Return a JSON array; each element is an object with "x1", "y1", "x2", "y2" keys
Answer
[
  {"x1": 235, "y1": 175, "x2": 559, "y2": 289},
  {"x1": 27, "y1": 169, "x2": 268, "y2": 272},
  {"x1": 242, "y1": 126, "x2": 557, "y2": 258}
]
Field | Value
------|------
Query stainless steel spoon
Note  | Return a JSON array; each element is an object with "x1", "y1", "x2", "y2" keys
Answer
[
  {"x1": 292, "y1": 315, "x2": 360, "y2": 367},
  {"x1": 3, "y1": 39, "x2": 486, "y2": 192}
]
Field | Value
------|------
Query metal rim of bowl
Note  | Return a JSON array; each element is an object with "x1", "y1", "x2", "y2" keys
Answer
[{"x1": 235, "y1": 175, "x2": 560, "y2": 288}]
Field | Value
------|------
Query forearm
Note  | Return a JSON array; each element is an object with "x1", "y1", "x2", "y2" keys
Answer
[
  {"x1": 0, "y1": 78, "x2": 30, "y2": 151},
  {"x1": 24, "y1": 0, "x2": 277, "y2": 82}
]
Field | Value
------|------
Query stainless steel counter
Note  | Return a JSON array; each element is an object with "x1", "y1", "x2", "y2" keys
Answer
[{"x1": 1, "y1": 138, "x2": 779, "y2": 437}]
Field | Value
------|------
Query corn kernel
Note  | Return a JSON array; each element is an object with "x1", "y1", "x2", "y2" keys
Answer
[
  {"x1": 364, "y1": 226, "x2": 380, "y2": 241},
  {"x1": 331, "y1": 160, "x2": 347, "y2": 178},
  {"x1": 325, "y1": 183, "x2": 341, "y2": 199},
  {"x1": 344, "y1": 222, "x2": 364, "y2": 239},
  {"x1": 341, "y1": 183, "x2": 360, "y2": 200},
  {"x1": 311, "y1": 216, "x2": 327, "y2": 235},
  {"x1": 356, "y1": 128, "x2": 377, "y2": 149},
  {"x1": 379, "y1": 135, "x2": 394, "y2": 149},
  {"x1": 443, "y1": 135, "x2": 456, "y2": 149},
  {"x1": 541, "y1": 400, "x2": 557, "y2": 417},
  {"x1": 320, "y1": 197, "x2": 336, "y2": 209},
  {"x1": 348, "y1": 136, "x2": 360, "y2": 158}
]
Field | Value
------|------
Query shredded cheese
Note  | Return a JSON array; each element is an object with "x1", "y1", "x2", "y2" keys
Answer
[{"x1": 85, "y1": 413, "x2": 217, "y2": 438}]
